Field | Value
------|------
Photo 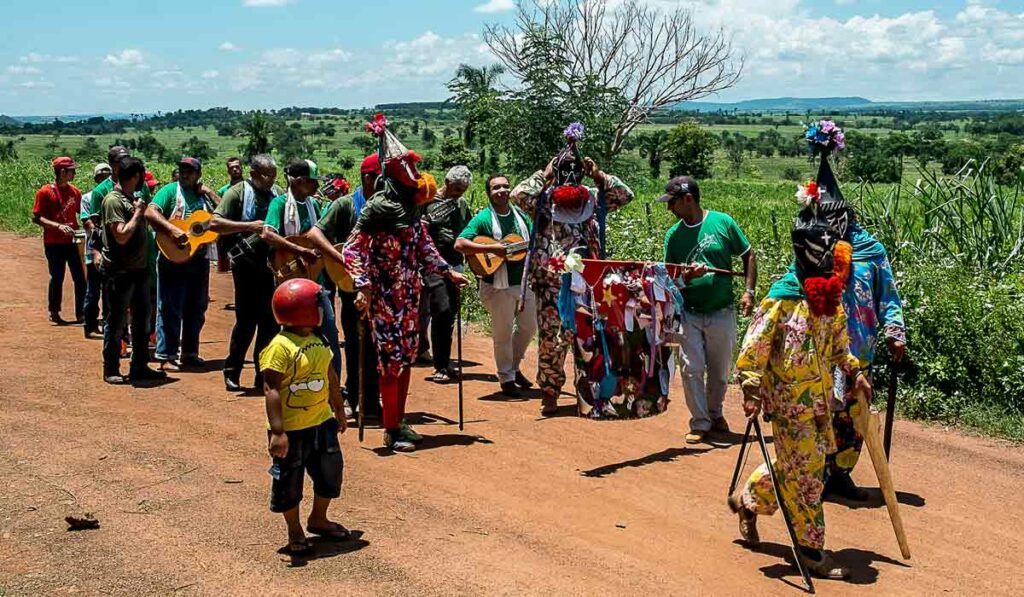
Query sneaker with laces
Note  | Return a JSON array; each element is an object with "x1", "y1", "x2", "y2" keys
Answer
[
  {"x1": 399, "y1": 420, "x2": 423, "y2": 444},
  {"x1": 711, "y1": 417, "x2": 731, "y2": 433},
  {"x1": 685, "y1": 430, "x2": 706, "y2": 444},
  {"x1": 384, "y1": 430, "x2": 416, "y2": 452}
]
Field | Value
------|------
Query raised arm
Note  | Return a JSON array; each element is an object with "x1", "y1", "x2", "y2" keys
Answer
[{"x1": 510, "y1": 170, "x2": 547, "y2": 214}]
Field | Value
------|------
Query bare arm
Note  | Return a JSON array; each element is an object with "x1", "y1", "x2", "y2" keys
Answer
[
  {"x1": 32, "y1": 213, "x2": 74, "y2": 237},
  {"x1": 454, "y1": 237, "x2": 506, "y2": 256},
  {"x1": 306, "y1": 226, "x2": 346, "y2": 264},
  {"x1": 209, "y1": 213, "x2": 262, "y2": 235},
  {"x1": 738, "y1": 248, "x2": 758, "y2": 317},
  {"x1": 328, "y1": 368, "x2": 347, "y2": 432},
  {"x1": 263, "y1": 226, "x2": 317, "y2": 257},
  {"x1": 109, "y1": 200, "x2": 147, "y2": 246},
  {"x1": 264, "y1": 369, "x2": 290, "y2": 458},
  {"x1": 145, "y1": 204, "x2": 187, "y2": 245}
]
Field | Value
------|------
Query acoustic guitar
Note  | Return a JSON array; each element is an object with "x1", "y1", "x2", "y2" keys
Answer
[
  {"x1": 323, "y1": 243, "x2": 355, "y2": 293},
  {"x1": 466, "y1": 233, "x2": 530, "y2": 277},
  {"x1": 271, "y1": 236, "x2": 325, "y2": 284},
  {"x1": 156, "y1": 210, "x2": 219, "y2": 264}
]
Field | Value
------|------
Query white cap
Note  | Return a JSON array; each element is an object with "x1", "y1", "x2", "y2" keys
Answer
[{"x1": 93, "y1": 163, "x2": 112, "y2": 176}]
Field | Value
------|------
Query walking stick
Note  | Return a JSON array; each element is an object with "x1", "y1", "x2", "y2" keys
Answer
[
  {"x1": 851, "y1": 387, "x2": 911, "y2": 560},
  {"x1": 456, "y1": 287, "x2": 464, "y2": 431},
  {"x1": 883, "y1": 363, "x2": 898, "y2": 461},
  {"x1": 357, "y1": 318, "x2": 366, "y2": 443},
  {"x1": 753, "y1": 417, "x2": 815, "y2": 594},
  {"x1": 727, "y1": 418, "x2": 754, "y2": 497}
]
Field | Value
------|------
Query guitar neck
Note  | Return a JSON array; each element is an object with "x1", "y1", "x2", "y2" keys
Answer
[{"x1": 505, "y1": 240, "x2": 530, "y2": 254}]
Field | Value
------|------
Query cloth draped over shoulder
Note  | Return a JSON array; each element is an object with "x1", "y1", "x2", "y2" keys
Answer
[{"x1": 353, "y1": 191, "x2": 421, "y2": 235}]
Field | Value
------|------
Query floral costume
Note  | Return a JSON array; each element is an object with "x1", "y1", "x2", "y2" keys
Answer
[
  {"x1": 828, "y1": 224, "x2": 906, "y2": 475},
  {"x1": 736, "y1": 296, "x2": 860, "y2": 549},
  {"x1": 511, "y1": 170, "x2": 634, "y2": 402},
  {"x1": 342, "y1": 218, "x2": 450, "y2": 378}
]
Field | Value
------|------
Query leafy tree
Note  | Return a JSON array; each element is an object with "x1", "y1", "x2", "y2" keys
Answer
[
  {"x1": 353, "y1": 135, "x2": 377, "y2": 157},
  {"x1": 0, "y1": 139, "x2": 18, "y2": 162},
  {"x1": 438, "y1": 136, "x2": 475, "y2": 169},
  {"x1": 78, "y1": 137, "x2": 105, "y2": 164},
  {"x1": 240, "y1": 112, "x2": 273, "y2": 160},
  {"x1": 723, "y1": 132, "x2": 747, "y2": 177},
  {"x1": 134, "y1": 134, "x2": 171, "y2": 163},
  {"x1": 994, "y1": 143, "x2": 1024, "y2": 186},
  {"x1": 338, "y1": 155, "x2": 355, "y2": 170},
  {"x1": 421, "y1": 127, "x2": 437, "y2": 149},
  {"x1": 180, "y1": 136, "x2": 217, "y2": 162},
  {"x1": 448, "y1": 63, "x2": 505, "y2": 168},
  {"x1": 273, "y1": 125, "x2": 310, "y2": 162},
  {"x1": 845, "y1": 131, "x2": 900, "y2": 183},
  {"x1": 664, "y1": 121, "x2": 716, "y2": 178},
  {"x1": 635, "y1": 130, "x2": 668, "y2": 178}
]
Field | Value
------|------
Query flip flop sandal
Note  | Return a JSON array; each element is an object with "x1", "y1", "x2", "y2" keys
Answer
[
  {"x1": 306, "y1": 523, "x2": 352, "y2": 541},
  {"x1": 288, "y1": 538, "x2": 312, "y2": 555},
  {"x1": 428, "y1": 371, "x2": 452, "y2": 384}
]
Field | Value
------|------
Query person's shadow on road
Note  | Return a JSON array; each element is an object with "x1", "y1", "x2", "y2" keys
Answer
[{"x1": 744, "y1": 540, "x2": 910, "y2": 588}]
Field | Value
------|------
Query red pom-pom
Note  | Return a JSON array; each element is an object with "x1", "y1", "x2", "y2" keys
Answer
[
  {"x1": 803, "y1": 275, "x2": 843, "y2": 316},
  {"x1": 552, "y1": 185, "x2": 589, "y2": 210}
]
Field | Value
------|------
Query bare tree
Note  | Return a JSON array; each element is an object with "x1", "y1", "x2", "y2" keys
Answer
[{"x1": 484, "y1": 0, "x2": 743, "y2": 157}]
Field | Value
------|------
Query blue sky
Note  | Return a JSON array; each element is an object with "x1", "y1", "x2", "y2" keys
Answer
[{"x1": 1, "y1": 0, "x2": 1022, "y2": 116}]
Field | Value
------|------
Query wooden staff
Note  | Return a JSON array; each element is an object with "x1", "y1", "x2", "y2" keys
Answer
[
  {"x1": 851, "y1": 387, "x2": 912, "y2": 560},
  {"x1": 884, "y1": 364, "x2": 898, "y2": 460},
  {"x1": 456, "y1": 287, "x2": 464, "y2": 431}
]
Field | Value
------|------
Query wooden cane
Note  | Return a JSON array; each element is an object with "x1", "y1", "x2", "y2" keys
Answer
[
  {"x1": 884, "y1": 364, "x2": 898, "y2": 460},
  {"x1": 727, "y1": 418, "x2": 754, "y2": 497},
  {"x1": 851, "y1": 387, "x2": 912, "y2": 560},
  {"x1": 456, "y1": 287, "x2": 464, "y2": 431},
  {"x1": 357, "y1": 318, "x2": 366, "y2": 443},
  {"x1": 753, "y1": 418, "x2": 815, "y2": 593}
]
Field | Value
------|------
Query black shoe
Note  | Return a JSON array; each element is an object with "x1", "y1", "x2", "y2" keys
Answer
[
  {"x1": 129, "y1": 367, "x2": 168, "y2": 382},
  {"x1": 500, "y1": 381, "x2": 521, "y2": 398},
  {"x1": 49, "y1": 312, "x2": 67, "y2": 325},
  {"x1": 84, "y1": 325, "x2": 100, "y2": 339},
  {"x1": 253, "y1": 374, "x2": 264, "y2": 391},
  {"x1": 824, "y1": 471, "x2": 869, "y2": 502},
  {"x1": 180, "y1": 356, "x2": 206, "y2": 369},
  {"x1": 224, "y1": 376, "x2": 242, "y2": 392},
  {"x1": 514, "y1": 371, "x2": 534, "y2": 389}
]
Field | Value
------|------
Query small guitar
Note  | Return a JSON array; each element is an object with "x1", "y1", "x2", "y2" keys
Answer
[
  {"x1": 271, "y1": 236, "x2": 324, "y2": 284},
  {"x1": 466, "y1": 233, "x2": 530, "y2": 277},
  {"x1": 323, "y1": 243, "x2": 355, "y2": 293},
  {"x1": 156, "y1": 211, "x2": 219, "y2": 264}
]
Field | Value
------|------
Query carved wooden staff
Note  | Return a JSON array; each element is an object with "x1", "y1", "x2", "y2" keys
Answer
[
  {"x1": 357, "y1": 318, "x2": 366, "y2": 443},
  {"x1": 851, "y1": 387, "x2": 912, "y2": 560}
]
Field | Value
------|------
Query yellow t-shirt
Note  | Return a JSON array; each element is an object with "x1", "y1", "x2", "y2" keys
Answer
[{"x1": 259, "y1": 331, "x2": 335, "y2": 432}]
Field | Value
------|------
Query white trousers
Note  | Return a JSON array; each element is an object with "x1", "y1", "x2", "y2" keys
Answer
[{"x1": 479, "y1": 282, "x2": 538, "y2": 384}]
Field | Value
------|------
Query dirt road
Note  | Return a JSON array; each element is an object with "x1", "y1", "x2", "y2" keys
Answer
[{"x1": 0, "y1": 232, "x2": 1021, "y2": 596}]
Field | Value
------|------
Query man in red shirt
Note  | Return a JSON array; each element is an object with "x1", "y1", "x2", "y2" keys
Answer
[{"x1": 33, "y1": 156, "x2": 86, "y2": 325}]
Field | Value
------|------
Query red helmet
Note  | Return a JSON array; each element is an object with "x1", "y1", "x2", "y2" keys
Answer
[{"x1": 272, "y1": 279, "x2": 323, "y2": 327}]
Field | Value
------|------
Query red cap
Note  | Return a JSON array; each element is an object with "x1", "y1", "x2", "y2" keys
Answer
[
  {"x1": 360, "y1": 153, "x2": 382, "y2": 175},
  {"x1": 51, "y1": 156, "x2": 77, "y2": 171},
  {"x1": 144, "y1": 171, "x2": 158, "y2": 189}
]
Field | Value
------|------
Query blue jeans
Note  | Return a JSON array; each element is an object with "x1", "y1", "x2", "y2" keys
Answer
[
  {"x1": 155, "y1": 256, "x2": 210, "y2": 360},
  {"x1": 319, "y1": 290, "x2": 341, "y2": 377},
  {"x1": 679, "y1": 307, "x2": 737, "y2": 432}
]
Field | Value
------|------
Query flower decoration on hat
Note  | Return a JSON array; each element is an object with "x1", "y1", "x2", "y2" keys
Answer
[
  {"x1": 551, "y1": 121, "x2": 590, "y2": 210},
  {"x1": 795, "y1": 180, "x2": 821, "y2": 208},
  {"x1": 805, "y1": 119, "x2": 846, "y2": 155},
  {"x1": 564, "y1": 122, "x2": 585, "y2": 143}
]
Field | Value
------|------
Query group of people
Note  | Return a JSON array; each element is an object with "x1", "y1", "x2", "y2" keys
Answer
[{"x1": 32, "y1": 117, "x2": 907, "y2": 576}]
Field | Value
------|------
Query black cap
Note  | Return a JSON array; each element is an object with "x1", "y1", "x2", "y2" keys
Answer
[{"x1": 657, "y1": 175, "x2": 700, "y2": 203}]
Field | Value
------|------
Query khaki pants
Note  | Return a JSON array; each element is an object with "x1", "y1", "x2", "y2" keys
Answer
[{"x1": 479, "y1": 282, "x2": 538, "y2": 384}]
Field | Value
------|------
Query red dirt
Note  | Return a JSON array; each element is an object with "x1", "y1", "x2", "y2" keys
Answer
[{"x1": 1, "y1": 231, "x2": 1021, "y2": 595}]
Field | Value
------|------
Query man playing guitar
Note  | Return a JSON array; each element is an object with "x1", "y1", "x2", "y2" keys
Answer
[
  {"x1": 455, "y1": 174, "x2": 538, "y2": 397},
  {"x1": 146, "y1": 157, "x2": 221, "y2": 368}
]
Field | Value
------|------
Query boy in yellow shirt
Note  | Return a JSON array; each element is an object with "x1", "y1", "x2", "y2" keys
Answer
[{"x1": 261, "y1": 278, "x2": 348, "y2": 555}]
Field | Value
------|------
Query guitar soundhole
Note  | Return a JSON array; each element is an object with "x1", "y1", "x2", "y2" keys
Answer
[{"x1": 190, "y1": 223, "x2": 204, "y2": 235}]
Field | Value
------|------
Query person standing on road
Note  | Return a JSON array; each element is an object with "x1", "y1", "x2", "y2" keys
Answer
[
  {"x1": 261, "y1": 278, "x2": 350, "y2": 556},
  {"x1": 455, "y1": 173, "x2": 537, "y2": 397},
  {"x1": 210, "y1": 154, "x2": 284, "y2": 391},
  {"x1": 99, "y1": 156, "x2": 166, "y2": 385},
  {"x1": 214, "y1": 156, "x2": 245, "y2": 278},
  {"x1": 81, "y1": 163, "x2": 112, "y2": 337},
  {"x1": 728, "y1": 188, "x2": 868, "y2": 581},
  {"x1": 419, "y1": 165, "x2": 473, "y2": 383},
  {"x1": 146, "y1": 157, "x2": 220, "y2": 369},
  {"x1": 32, "y1": 156, "x2": 86, "y2": 326},
  {"x1": 511, "y1": 127, "x2": 635, "y2": 416},
  {"x1": 660, "y1": 176, "x2": 757, "y2": 444}
]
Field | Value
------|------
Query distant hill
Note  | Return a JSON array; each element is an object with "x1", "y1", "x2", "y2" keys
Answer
[
  {"x1": 676, "y1": 96, "x2": 1024, "y2": 113},
  {"x1": 0, "y1": 115, "x2": 21, "y2": 126}
]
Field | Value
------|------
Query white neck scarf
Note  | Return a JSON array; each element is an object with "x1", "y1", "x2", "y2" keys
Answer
[
  {"x1": 489, "y1": 205, "x2": 528, "y2": 290},
  {"x1": 284, "y1": 188, "x2": 316, "y2": 236}
]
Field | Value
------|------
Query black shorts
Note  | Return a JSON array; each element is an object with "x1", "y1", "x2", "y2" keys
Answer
[{"x1": 268, "y1": 418, "x2": 344, "y2": 513}]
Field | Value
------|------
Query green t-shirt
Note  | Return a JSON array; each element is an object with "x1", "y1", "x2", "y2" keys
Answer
[
  {"x1": 101, "y1": 189, "x2": 150, "y2": 272},
  {"x1": 89, "y1": 176, "x2": 150, "y2": 218},
  {"x1": 664, "y1": 210, "x2": 750, "y2": 313},
  {"x1": 151, "y1": 182, "x2": 212, "y2": 259},
  {"x1": 214, "y1": 181, "x2": 276, "y2": 222},
  {"x1": 458, "y1": 206, "x2": 533, "y2": 285},
  {"x1": 315, "y1": 196, "x2": 357, "y2": 245},
  {"x1": 264, "y1": 194, "x2": 321, "y2": 235}
]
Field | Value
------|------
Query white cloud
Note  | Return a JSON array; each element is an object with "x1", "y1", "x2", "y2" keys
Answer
[
  {"x1": 201, "y1": 70, "x2": 220, "y2": 79},
  {"x1": 19, "y1": 52, "x2": 45, "y2": 63},
  {"x1": 103, "y1": 49, "x2": 147, "y2": 68},
  {"x1": 7, "y1": 65, "x2": 42, "y2": 75},
  {"x1": 18, "y1": 80, "x2": 54, "y2": 89},
  {"x1": 473, "y1": 0, "x2": 515, "y2": 13},
  {"x1": 242, "y1": 0, "x2": 293, "y2": 6},
  {"x1": 219, "y1": 41, "x2": 241, "y2": 52}
]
